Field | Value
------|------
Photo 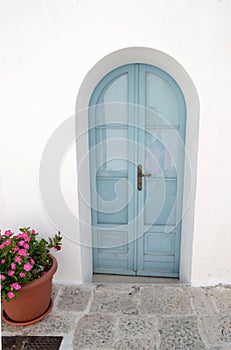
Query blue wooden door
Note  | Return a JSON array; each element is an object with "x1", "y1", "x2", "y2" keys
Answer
[{"x1": 89, "y1": 64, "x2": 186, "y2": 277}]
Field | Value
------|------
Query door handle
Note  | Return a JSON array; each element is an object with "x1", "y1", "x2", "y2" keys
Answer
[{"x1": 137, "y1": 164, "x2": 151, "y2": 191}]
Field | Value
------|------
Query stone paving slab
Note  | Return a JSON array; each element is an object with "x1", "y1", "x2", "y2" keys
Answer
[
  {"x1": 190, "y1": 287, "x2": 216, "y2": 315},
  {"x1": 57, "y1": 285, "x2": 92, "y2": 312},
  {"x1": 158, "y1": 316, "x2": 205, "y2": 349},
  {"x1": 139, "y1": 285, "x2": 192, "y2": 315},
  {"x1": 1, "y1": 321, "x2": 33, "y2": 336},
  {"x1": 210, "y1": 286, "x2": 231, "y2": 314},
  {"x1": 201, "y1": 315, "x2": 231, "y2": 346},
  {"x1": 73, "y1": 314, "x2": 116, "y2": 349},
  {"x1": 90, "y1": 285, "x2": 139, "y2": 315},
  {"x1": 28, "y1": 312, "x2": 79, "y2": 335},
  {"x1": 2, "y1": 283, "x2": 231, "y2": 350},
  {"x1": 112, "y1": 338, "x2": 157, "y2": 350},
  {"x1": 118, "y1": 314, "x2": 158, "y2": 339}
]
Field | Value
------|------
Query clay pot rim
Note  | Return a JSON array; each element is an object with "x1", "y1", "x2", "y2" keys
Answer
[{"x1": 19, "y1": 254, "x2": 58, "y2": 291}]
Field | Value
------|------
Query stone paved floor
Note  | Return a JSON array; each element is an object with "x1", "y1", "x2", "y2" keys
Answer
[{"x1": 2, "y1": 283, "x2": 231, "y2": 349}]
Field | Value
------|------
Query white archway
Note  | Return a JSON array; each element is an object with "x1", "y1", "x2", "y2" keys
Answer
[{"x1": 76, "y1": 47, "x2": 200, "y2": 283}]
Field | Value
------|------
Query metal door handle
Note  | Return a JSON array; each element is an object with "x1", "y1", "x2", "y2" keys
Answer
[{"x1": 137, "y1": 164, "x2": 151, "y2": 191}]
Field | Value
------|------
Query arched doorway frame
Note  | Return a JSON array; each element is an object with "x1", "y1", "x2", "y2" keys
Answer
[{"x1": 76, "y1": 47, "x2": 200, "y2": 283}]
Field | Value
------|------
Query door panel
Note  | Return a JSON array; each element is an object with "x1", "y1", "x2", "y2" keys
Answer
[
  {"x1": 89, "y1": 65, "x2": 136, "y2": 275},
  {"x1": 137, "y1": 64, "x2": 185, "y2": 276},
  {"x1": 145, "y1": 129, "x2": 179, "y2": 178},
  {"x1": 144, "y1": 178, "x2": 177, "y2": 226},
  {"x1": 145, "y1": 71, "x2": 180, "y2": 127},
  {"x1": 95, "y1": 128, "x2": 128, "y2": 176},
  {"x1": 89, "y1": 63, "x2": 186, "y2": 277},
  {"x1": 144, "y1": 232, "x2": 175, "y2": 254},
  {"x1": 96, "y1": 178, "x2": 129, "y2": 224}
]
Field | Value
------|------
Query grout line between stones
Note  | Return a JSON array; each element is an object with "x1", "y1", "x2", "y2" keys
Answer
[
  {"x1": 52, "y1": 284, "x2": 64, "y2": 312},
  {"x1": 112, "y1": 315, "x2": 120, "y2": 346},
  {"x1": 59, "y1": 332, "x2": 75, "y2": 350},
  {"x1": 197, "y1": 316, "x2": 211, "y2": 349},
  {"x1": 84, "y1": 284, "x2": 96, "y2": 315},
  {"x1": 155, "y1": 316, "x2": 161, "y2": 350},
  {"x1": 188, "y1": 287, "x2": 197, "y2": 316},
  {"x1": 209, "y1": 290, "x2": 221, "y2": 314}
]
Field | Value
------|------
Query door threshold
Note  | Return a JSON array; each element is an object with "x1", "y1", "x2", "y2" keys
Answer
[{"x1": 92, "y1": 274, "x2": 179, "y2": 284}]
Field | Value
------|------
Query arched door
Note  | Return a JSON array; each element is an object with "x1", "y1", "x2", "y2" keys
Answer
[{"x1": 89, "y1": 63, "x2": 186, "y2": 277}]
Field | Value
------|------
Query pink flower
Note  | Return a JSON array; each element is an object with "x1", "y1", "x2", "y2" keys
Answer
[
  {"x1": 4, "y1": 238, "x2": 11, "y2": 246},
  {"x1": 4, "y1": 230, "x2": 12, "y2": 236},
  {"x1": 15, "y1": 256, "x2": 22, "y2": 263},
  {"x1": 0, "y1": 284, "x2": 2, "y2": 290},
  {"x1": 23, "y1": 243, "x2": 29, "y2": 249},
  {"x1": 16, "y1": 233, "x2": 23, "y2": 239},
  {"x1": 0, "y1": 274, "x2": 5, "y2": 280},
  {"x1": 24, "y1": 236, "x2": 30, "y2": 242},
  {"x1": 1, "y1": 259, "x2": 5, "y2": 264},
  {"x1": 30, "y1": 258, "x2": 35, "y2": 264},
  {"x1": 10, "y1": 282, "x2": 21, "y2": 290},
  {"x1": 7, "y1": 291, "x2": 15, "y2": 299},
  {"x1": 31, "y1": 229, "x2": 36, "y2": 234},
  {"x1": 8, "y1": 270, "x2": 15, "y2": 276},
  {"x1": 18, "y1": 240, "x2": 25, "y2": 246},
  {"x1": 11, "y1": 263, "x2": 16, "y2": 270},
  {"x1": 22, "y1": 232, "x2": 29, "y2": 238},
  {"x1": 24, "y1": 262, "x2": 32, "y2": 272},
  {"x1": 0, "y1": 244, "x2": 4, "y2": 249},
  {"x1": 12, "y1": 247, "x2": 19, "y2": 252},
  {"x1": 19, "y1": 272, "x2": 26, "y2": 278},
  {"x1": 18, "y1": 249, "x2": 28, "y2": 257}
]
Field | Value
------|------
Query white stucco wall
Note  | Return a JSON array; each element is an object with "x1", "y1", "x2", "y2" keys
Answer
[{"x1": 0, "y1": 0, "x2": 231, "y2": 285}]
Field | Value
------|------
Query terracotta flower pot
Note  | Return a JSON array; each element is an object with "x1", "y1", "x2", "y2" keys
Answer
[{"x1": 2, "y1": 254, "x2": 57, "y2": 325}]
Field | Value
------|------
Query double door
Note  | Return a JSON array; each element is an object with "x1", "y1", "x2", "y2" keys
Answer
[{"x1": 89, "y1": 63, "x2": 186, "y2": 277}]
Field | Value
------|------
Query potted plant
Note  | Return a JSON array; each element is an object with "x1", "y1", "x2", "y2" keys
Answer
[{"x1": 0, "y1": 227, "x2": 62, "y2": 326}]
